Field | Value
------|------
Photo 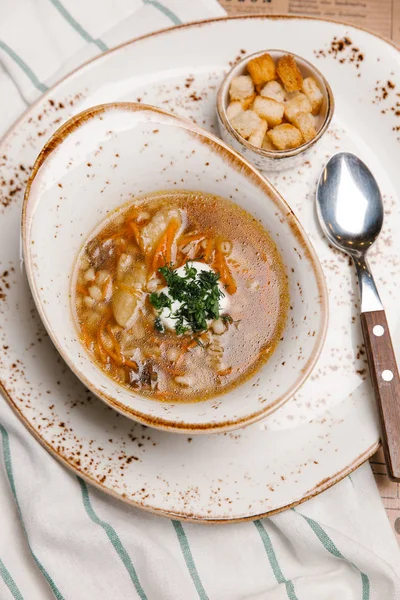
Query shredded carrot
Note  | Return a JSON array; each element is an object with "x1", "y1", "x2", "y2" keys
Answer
[
  {"x1": 178, "y1": 233, "x2": 205, "y2": 247},
  {"x1": 76, "y1": 284, "x2": 88, "y2": 296},
  {"x1": 123, "y1": 359, "x2": 139, "y2": 371},
  {"x1": 104, "y1": 325, "x2": 139, "y2": 370},
  {"x1": 164, "y1": 218, "x2": 181, "y2": 264},
  {"x1": 217, "y1": 367, "x2": 233, "y2": 377},
  {"x1": 106, "y1": 324, "x2": 123, "y2": 358},
  {"x1": 168, "y1": 339, "x2": 198, "y2": 375},
  {"x1": 213, "y1": 250, "x2": 237, "y2": 294},
  {"x1": 203, "y1": 238, "x2": 214, "y2": 262},
  {"x1": 151, "y1": 218, "x2": 180, "y2": 272},
  {"x1": 79, "y1": 323, "x2": 92, "y2": 347},
  {"x1": 101, "y1": 278, "x2": 111, "y2": 298},
  {"x1": 107, "y1": 342, "x2": 123, "y2": 364},
  {"x1": 129, "y1": 221, "x2": 142, "y2": 249},
  {"x1": 106, "y1": 227, "x2": 129, "y2": 241},
  {"x1": 96, "y1": 326, "x2": 109, "y2": 363},
  {"x1": 152, "y1": 235, "x2": 168, "y2": 271}
]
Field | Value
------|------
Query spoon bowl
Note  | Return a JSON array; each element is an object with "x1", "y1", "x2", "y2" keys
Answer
[{"x1": 317, "y1": 152, "x2": 383, "y2": 257}]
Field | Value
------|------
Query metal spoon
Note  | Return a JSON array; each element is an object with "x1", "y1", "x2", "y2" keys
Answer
[{"x1": 317, "y1": 152, "x2": 400, "y2": 481}]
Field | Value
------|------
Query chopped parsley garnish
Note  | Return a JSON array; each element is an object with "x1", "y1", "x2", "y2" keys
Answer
[
  {"x1": 154, "y1": 317, "x2": 165, "y2": 333},
  {"x1": 150, "y1": 262, "x2": 224, "y2": 335},
  {"x1": 149, "y1": 291, "x2": 171, "y2": 312}
]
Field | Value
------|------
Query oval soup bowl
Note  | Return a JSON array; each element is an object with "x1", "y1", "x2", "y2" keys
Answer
[{"x1": 22, "y1": 103, "x2": 328, "y2": 434}]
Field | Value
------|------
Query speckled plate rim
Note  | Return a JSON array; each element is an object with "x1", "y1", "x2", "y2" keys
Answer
[
  {"x1": 0, "y1": 14, "x2": 391, "y2": 522},
  {"x1": 0, "y1": 378, "x2": 380, "y2": 523},
  {"x1": 0, "y1": 13, "x2": 398, "y2": 150},
  {"x1": 21, "y1": 101, "x2": 328, "y2": 434}
]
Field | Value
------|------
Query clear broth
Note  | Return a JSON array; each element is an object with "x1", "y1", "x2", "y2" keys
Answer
[{"x1": 73, "y1": 191, "x2": 289, "y2": 403}]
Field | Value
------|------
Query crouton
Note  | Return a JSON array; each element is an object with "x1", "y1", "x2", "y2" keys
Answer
[
  {"x1": 229, "y1": 75, "x2": 255, "y2": 101},
  {"x1": 267, "y1": 124, "x2": 303, "y2": 150},
  {"x1": 291, "y1": 112, "x2": 317, "y2": 142},
  {"x1": 260, "y1": 80, "x2": 286, "y2": 102},
  {"x1": 247, "y1": 53, "x2": 276, "y2": 86},
  {"x1": 253, "y1": 96, "x2": 284, "y2": 127},
  {"x1": 285, "y1": 91, "x2": 301, "y2": 102},
  {"x1": 277, "y1": 55, "x2": 303, "y2": 93},
  {"x1": 230, "y1": 110, "x2": 262, "y2": 139},
  {"x1": 262, "y1": 135, "x2": 276, "y2": 151},
  {"x1": 284, "y1": 93, "x2": 312, "y2": 123},
  {"x1": 302, "y1": 76, "x2": 323, "y2": 114},
  {"x1": 242, "y1": 94, "x2": 256, "y2": 109},
  {"x1": 248, "y1": 119, "x2": 268, "y2": 148},
  {"x1": 226, "y1": 101, "x2": 243, "y2": 120}
]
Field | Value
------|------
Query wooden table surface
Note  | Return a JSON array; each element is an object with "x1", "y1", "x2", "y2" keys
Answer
[{"x1": 220, "y1": 0, "x2": 400, "y2": 545}]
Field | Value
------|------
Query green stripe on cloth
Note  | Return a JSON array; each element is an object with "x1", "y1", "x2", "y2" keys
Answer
[
  {"x1": 77, "y1": 477, "x2": 147, "y2": 599},
  {"x1": 254, "y1": 520, "x2": 299, "y2": 600},
  {"x1": 0, "y1": 424, "x2": 64, "y2": 600},
  {"x1": 0, "y1": 41, "x2": 47, "y2": 92},
  {"x1": 172, "y1": 521, "x2": 208, "y2": 600},
  {"x1": 142, "y1": 0, "x2": 182, "y2": 25},
  {"x1": 48, "y1": 0, "x2": 108, "y2": 51},
  {"x1": 0, "y1": 558, "x2": 24, "y2": 600},
  {"x1": 296, "y1": 510, "x2": 370, "y2": 600}
]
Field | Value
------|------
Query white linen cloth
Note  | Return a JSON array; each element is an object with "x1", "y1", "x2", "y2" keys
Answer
[{"x1": 0, "y1": 1, "x2": 400, "y2": 598}]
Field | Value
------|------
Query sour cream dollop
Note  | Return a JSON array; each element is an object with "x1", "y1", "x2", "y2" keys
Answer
[{"x1": 159, "y1": 261, "x2": 230, "y2": 332}]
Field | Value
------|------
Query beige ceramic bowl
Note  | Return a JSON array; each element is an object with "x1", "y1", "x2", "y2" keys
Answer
[
  {"x1": 22, "y1": 102, "x2": 328, "y2": 434},
  {"x1": 217, "y1": 50, "x2": 334, "y2": 172}
]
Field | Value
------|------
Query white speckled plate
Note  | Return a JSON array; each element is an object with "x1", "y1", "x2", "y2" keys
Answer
[{"x1": 1, "y1": 16, "x2": 399, "y2": 522}]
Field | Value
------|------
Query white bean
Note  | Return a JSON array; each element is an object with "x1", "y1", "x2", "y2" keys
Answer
[
  {"x1": 80, "y1": 256, "x2": 90, "y2": 270},
  {"x1": 88, "y1": 285, "x2": 102, "y2": 301},
  {"x1": 117, "y1": 253, "x2": 133, "y2": 281},
  {"x1": 85, "y1": 311, "x2": 99, "y2": 328},
  {"x1": 212, "y1": 319, "x2": 226, "y2": 335},
  {"x1": 146, "y1": 277, "x2": 162, "y2": 293},
  {"x1": 83, "y1": 296, "x2": 95, "y2": 308},
  {"x1": 166, "y1": 346, "x2": 180, "y2": 362},
  {"x1": 174, "y1": 375, "x2": 193, "y2": 387},
  {"x1": 84, "y1": 267, "x2": 96, "y2": 282},
  {"x1": 136, "y1": 211, "x2": 150, "y2": 223},
  {"x1": 96, "y1": 270, "x2": 109, "y2": 285}
]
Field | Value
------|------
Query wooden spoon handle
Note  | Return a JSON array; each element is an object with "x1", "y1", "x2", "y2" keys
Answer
[{"x1": 361, "y1": 310, "x2": 400, "y2": 481}]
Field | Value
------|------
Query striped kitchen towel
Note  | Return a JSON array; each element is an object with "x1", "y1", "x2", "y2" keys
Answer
[{"x1": 1, "y1": 1, "x2": 400, "y2": 599}]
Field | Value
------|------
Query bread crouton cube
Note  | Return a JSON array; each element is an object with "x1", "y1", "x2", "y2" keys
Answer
[
  {"x1": 242, "y1": 94, "x2": 256, "y2": 109},
  {"x1": 277, "y1": 55, "x2": 303, "y2": 93},
  {"x1": 260, "y1": 80, "x2": 286, "y2": 102},
  {"x1": 248, "y1": 119, "x2": 268, "y2": 148},
  {"x1": 302, "y1": 76, "x2": 323, "y2": 114},
  {"x1": 253, "y1": 96, "x2": 284, "y2": 127},
  {"x1": 262, "y1": 136, "x2": 276, "y2": 151},
  {"x1": 230, "y1": 110, "x2": 262, "y2": 139},
  {"x1": 285, "y1": 91, "x2": 301, "y2": 102},
  {"x1": 291, "y1": 112, "x2": 317, "y2": 142},
  {"x1": 267, "y1": 124, "x2": 303, "y2": 150},
  {"x1": 229, "y1": 75, "x2": 255, "y2": 101},
  {"x1": 247, "y1": 53, "x2": 276, "y2": 86},
  {"x1": 284, "y1": 93, "x2": 312, "y2": 123},
  {"x1": 226, "y1": 101, "x2": 243, "y2": 120}
]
